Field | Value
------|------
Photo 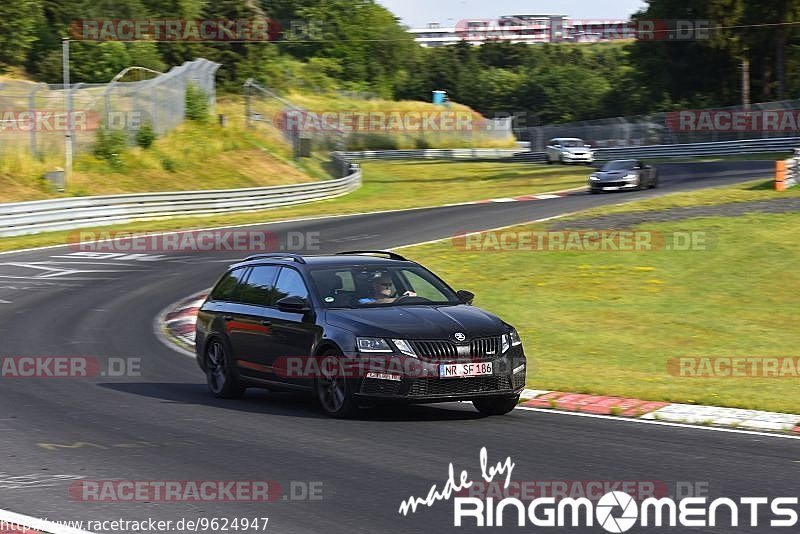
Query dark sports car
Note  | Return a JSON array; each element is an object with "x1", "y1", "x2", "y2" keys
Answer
[
  {"x1": 589, "y1": 159, "x2": 659, "y2": 193},
  {"x1": 195, "y1": 251, "x2": 527, "y2": 418}
]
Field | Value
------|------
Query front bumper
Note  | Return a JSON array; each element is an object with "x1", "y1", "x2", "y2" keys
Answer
[
  {"x1": 562, "y1": 153, "x2": 594, "y2": 163},
  {"x1": 352, "y1": 349, "x2": 527, "y2": 403},
  {"x1": 590, "y1": 181, "x2": 639, "y2": 191}
]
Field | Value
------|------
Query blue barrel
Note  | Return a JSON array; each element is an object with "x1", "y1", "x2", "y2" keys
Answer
[{"x1": 432, "y1": 90, "x2": 447, "y2": 104}]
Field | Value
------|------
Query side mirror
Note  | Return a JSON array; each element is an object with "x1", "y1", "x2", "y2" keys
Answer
[
  {"x1": 456, "y1": 290, "x2": 475, "y2": 305},
  {"x1": 277, "y1": 296, "x2": 311, "y2": 314}
]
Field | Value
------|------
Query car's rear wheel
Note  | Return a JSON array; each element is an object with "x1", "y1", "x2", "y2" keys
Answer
[
  {"x1": 473, "y1": 394, "x2": 520, "y2": 416},
  {"x1": 315, "y1": 350, "x2": 359, "y2": 418},
  {"x1": 205, "y1": 339, "x2": 246, "y2": 399},
  {"x1": 650, "y1": 174, "x2": 659, "y2": 189}
]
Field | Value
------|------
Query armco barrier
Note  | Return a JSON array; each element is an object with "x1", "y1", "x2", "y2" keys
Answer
[
  {"x1": 338, "y1": 137, "x2": 800, "y2": 164},
  {"x1": 0, "y1": 168, "x2": 361, "y2": 237}
]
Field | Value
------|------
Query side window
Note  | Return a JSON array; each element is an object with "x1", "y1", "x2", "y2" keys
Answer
[
  {"x1": 239, "y1": 265, "x2": 280, "y2": 306},
  {"x1": 274, "y1": 268, "x2": 309, "y2": 302},
  {"x1": 401, "y1": 270, "x2": 449, "y2": 301},
  {"x1": 210, "y1": 268, "x2": 248, "y2": 302}
]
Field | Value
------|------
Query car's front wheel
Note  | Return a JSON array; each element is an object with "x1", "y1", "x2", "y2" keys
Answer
[
  {"x1": 205, "y1": 339, "x2": 246, "y2": 399},
  {"x1": 315, "y1": 350, "x2": 359, "y2": 418},
  {"x1": 473, "y1": 394, "x2": 520, "y2": 416}
]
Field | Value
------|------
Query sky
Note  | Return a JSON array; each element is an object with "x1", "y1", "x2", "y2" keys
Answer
[{"x1": 375, "y1": 0, "x2": 647, "y2": 28}]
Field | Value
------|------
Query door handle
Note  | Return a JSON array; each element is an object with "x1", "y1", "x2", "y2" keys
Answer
[{"x1": 260, "y1": 320, "x2": 272, "y2": 327}]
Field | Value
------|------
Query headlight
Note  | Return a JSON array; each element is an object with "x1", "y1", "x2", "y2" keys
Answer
[
  {"x1": 623, "y1": 174, "x2": 638, "y2": 181},
  {"x1": 589, "y1": 175, "x2": 600, "y2": 181},
  {"x1": 391, "y1": 339, "x2": 418, "y2": 358},
  {"x1": 501, "y1": 329, "x2": 523, "y2": 353},
  {"x1": 356, "y1": 337, "x2": 393, "y2": 353},
  {"x1": 561, "y1": 151, "x2": 570, "y2": 156}
]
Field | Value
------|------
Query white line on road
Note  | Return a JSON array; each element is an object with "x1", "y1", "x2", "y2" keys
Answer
[{"x1": 0, "y1": 507, "x2": 94, "y2": 534}]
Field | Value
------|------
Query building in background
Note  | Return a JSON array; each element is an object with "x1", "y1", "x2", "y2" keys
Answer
[{"x1": 408, "y1": 15, "x2": 635, "y2": 47}]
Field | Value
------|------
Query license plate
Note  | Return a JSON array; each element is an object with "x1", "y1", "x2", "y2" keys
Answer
[{"x1": 439, "y1": 362, "x2": 493, "y2": 379}]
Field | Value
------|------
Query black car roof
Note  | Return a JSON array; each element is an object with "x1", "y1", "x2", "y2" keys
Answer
[{"x1": 230, "y1": 253, "x2": 417, "y2": 270}]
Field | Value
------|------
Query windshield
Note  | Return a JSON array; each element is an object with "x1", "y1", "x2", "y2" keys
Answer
[
  {"x1": 560, "y1": 139, "x2": 583, "y2": 147},
  {"x1": 601, "y1": 160, "x2": 637, "y2": 172},
  {"x1": 310, "y1": 265, "x2": 461, "y2": 308}
]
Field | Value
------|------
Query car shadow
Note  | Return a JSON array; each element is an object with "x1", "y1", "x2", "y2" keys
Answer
[{"x1": 98, "y1": 382, "x2": 488, "y2": 422}]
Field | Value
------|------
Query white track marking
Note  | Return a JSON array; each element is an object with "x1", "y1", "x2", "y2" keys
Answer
[{"x1": 0, "y1": 508, "x2": 94, "y2": 534}]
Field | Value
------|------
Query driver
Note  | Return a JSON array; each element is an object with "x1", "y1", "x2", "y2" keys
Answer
[{"x1": 358, "y1": 274, "x2": 416, "y2": 304}]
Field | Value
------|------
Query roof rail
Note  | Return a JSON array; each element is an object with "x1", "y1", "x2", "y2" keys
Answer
[
  {"x1": 243, "y1": 253, "x2": 307, "y2": 264},
  {"x1": 335, "y1": 250, "x2": 408, "y2": 261}
]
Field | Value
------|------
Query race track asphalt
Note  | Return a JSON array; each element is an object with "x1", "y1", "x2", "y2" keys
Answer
[{"x1": 0, "y1": 160, "x2": 795, "y2": 533}]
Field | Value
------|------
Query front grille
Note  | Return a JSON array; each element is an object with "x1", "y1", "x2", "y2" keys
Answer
[
  {"x1": 599, "y1": 181, "x2": 627, "y2": 188},
  {"x1": 410, "y1": 340, "x2": 458, "y2": 361},
  {"x1": 410, "y1": 337, "x2": 502, "y2": 362},
  {"x1": 470, "y1": 337, "x2": 501, "y2": 360},
  {"x1": 409, "y1": 375, "x2": 512, "y2": 397},
  {"x1": 360, "y1": 378, "x2": 402, "y2": 396}
]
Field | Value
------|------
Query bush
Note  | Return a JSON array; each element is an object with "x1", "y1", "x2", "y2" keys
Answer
[
  {"x1": 135, "y1": 122, "x2": 156, "y2": 148},
  {"x1": 161, "y1": 157, "x2": 176, "y2": 172},
  {"x1": 185, "y1": 84, "x2": 210, "y2": 122},
  {"x1": 415, "y1": 135, "x2": 431, "y2": 149},
  {"x1": 93, "y1": 127, "x2": 128, "y2": 161}
]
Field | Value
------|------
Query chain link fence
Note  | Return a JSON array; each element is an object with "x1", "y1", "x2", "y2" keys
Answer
[
  {"x1": 0, "y1": 58, "x2": 219, "y2": 163},
  {"x1": 516, "y1": 99, "x2": 800, "y2": 151},
  {"x1": 244, "y1": 79, "x2": 514, "y2": 174}
]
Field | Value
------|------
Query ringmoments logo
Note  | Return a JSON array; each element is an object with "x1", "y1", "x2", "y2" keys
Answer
[{"x1": 398, "y1": 448, "x2": 800, "y2": 531}]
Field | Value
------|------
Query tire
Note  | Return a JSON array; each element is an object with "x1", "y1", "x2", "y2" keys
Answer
[
  {"x1": 547, "y1": 156, "x2": 554, "y2": 165},
  {"x1": 473, "y1": 394, "x2": 520, "y2": 416},
  {"x1": 315, "y1": 350, "x2": 359, "y2": 418},
  {"x1": 650, "y1": 174, "x2": 659, "y2": 189},
  {"x1": 590, "y1": 188, "x2": 600, "y2": 195},
  {"x1": 205, "y1": 338, "x2": 246, "y2": 399}
]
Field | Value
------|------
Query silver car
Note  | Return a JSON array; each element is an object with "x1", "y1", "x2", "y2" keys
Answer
[{"x1": 546, "y1": 138, "x2": 594, "y2": 165}]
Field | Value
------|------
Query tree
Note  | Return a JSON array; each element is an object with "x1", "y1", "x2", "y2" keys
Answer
[{"x1": 0, "y1": 0, "x2": 43, "y2": 67}]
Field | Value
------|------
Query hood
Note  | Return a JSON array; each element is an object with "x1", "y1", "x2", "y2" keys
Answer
[
  {"x1": 562, "y1": 147, "x2": 590, "y2": 154},
  {"x1": 594, "y1": 170, "x2": 634, "y2": 181},
  {"x1": 324, "y1": 305, "x2": 507, "y2": 340}
]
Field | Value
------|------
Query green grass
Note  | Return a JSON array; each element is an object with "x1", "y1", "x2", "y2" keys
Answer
[
  {"x1": 0, "y1": 98, "x2": 328, "y2": 203},
  {"x1": 398, "y1": 190, "x2": 800, "y2": 414},
  {"x1": 0, "y1": 160, "x2": 589, "y2": 252}
]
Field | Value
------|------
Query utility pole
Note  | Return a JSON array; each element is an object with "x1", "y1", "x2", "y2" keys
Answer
[
  {"x1": 62, "y1": 37, "x2": 73, "y2": 187},
  {"x1": 741, "y1": 57, "x2": 751, "y2": 110}
]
